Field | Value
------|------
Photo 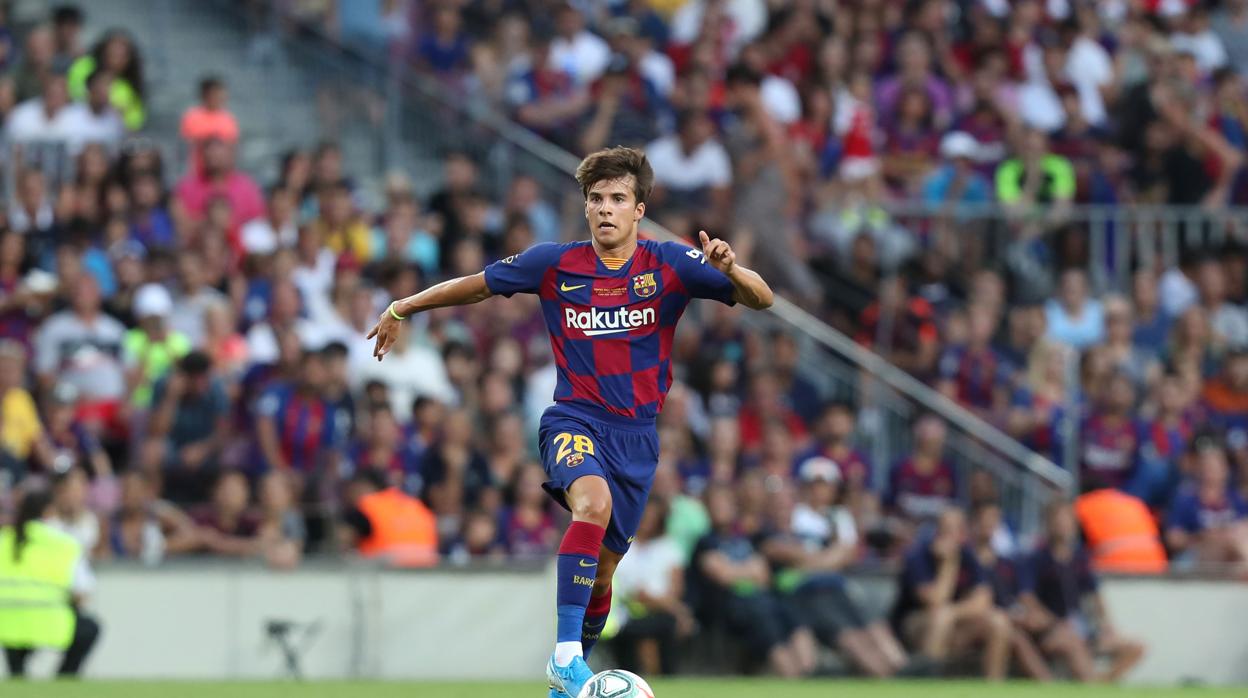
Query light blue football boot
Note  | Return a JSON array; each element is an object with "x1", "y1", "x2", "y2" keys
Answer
[{"x1": 546, "y1": 653, "x2": 594, "y2": 698}]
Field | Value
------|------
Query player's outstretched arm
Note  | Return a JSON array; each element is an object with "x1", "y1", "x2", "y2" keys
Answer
[
  {"x1": 698, "y1": 230, "x2": 774, "y2": 310},
  {"x1": 367, "y1": 272, "x2": 493, "y2": 360}
]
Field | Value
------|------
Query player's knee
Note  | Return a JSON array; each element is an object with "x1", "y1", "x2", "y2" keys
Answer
[{"x1": 570, "y1": 492, "x2": 612, "y2": 527}]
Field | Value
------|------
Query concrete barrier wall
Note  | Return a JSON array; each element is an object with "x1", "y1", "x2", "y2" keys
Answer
[{"x1": 41, "y1": 566, "x2": 1248, "y2": 685}]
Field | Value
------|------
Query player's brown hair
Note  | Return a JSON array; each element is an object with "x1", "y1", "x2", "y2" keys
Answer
[{"x1": 575, "y1": 146, "x2": 654, "y2": 204}]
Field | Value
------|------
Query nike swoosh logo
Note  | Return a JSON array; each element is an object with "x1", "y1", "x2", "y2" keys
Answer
[
  {"x1": 579, "y1": 559, "x2": 597, "y2": 568},
  {"x1": 561, "y1": 282, "x2": 586, "y2": 292}
]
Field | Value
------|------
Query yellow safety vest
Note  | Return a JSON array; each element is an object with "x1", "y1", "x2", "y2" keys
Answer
[{"x1": 0, "y1": 522, "x2": 79, "y2": 649}]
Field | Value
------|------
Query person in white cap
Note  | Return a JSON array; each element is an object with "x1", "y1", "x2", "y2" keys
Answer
[
  {"x1": 123, "y1": 283, "x2": 191, "y2": 409},
  {"x1": 921, "y1": 131, "x2": 991, "y2": 208}
]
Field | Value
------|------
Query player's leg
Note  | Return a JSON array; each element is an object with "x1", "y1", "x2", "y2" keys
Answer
[
  {"x1": 580, "y1": 545, "x2": 621, "y2": 660},
  {"x1": 555, "y1": 474, "x2": 612, "y2": 663},
  {"x1": 539, "y1": 415, "x2": 611, "y2": 696},
  {"x1": 581, "y1": 429, "x2": 656, "y2": 662}
]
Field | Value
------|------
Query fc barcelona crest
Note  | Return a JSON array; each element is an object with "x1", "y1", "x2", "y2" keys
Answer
[{"x1": 632, "y1": 272, "x2": 657, "y2": 298}]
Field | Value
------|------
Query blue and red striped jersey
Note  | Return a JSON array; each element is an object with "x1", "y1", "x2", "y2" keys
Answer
[{"x1": 484, "y1": 239, "x2": 735, "y2": 421}]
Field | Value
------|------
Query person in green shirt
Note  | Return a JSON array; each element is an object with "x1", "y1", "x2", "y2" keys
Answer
[
  {"x1": 67, "y1": 31, "x2": 145, "y2": 130},
  {"x1": 995, "y1": 128, "x2": 1076, "y2": 208},
  {"x1": 124, "y1": 283, "x2": 191, "y2": 408}
]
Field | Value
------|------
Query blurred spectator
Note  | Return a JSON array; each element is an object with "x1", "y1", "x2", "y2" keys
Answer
[
  {"x1": 609, "y1": 497, "x2": 695, "y2": 677},
  {"x1": 100, "y1": 470, "x2": 198, "y2": 565},
  {"x1": 0, "y1": 340, "x2": 46, "y2": 471},
  {"x1": 67, "y1": 30, "x2": 145, "y2": 130},
  {"x1": 145, "y1": 351, "x2": 231, "y2": 504},
  {"x1": 968, "y1": 501, "x2": 1052, "y2": 681},
  {"x1": 49, "y1": 6, "x2": 84, "y2": 73},
  {"x1": 936, "y1": 304, "x2": 1010, "y2": 418},
  {"x1": 1045, "y1": 268, "x2": 1104, "y2": 350},
  {"x1": 32, "y1": 275, "x2": 127, "y2": 423},
  {"x1": 190, "y1": 470, "x2": 260, "y2": 557},
  {"x1": 1078, "y1": 371, "x2": 1139, "y2": 493},
  {"x1": 579, "y1": 52, "x2": 663, "y2": 154},
  {"x1": 996, "y1": 129, "x2": 1075, "y2": 210},
  {"x1": 312, "y1": 179, "x2": 374, "y2": 262},
  {"x1": 1101, "y1": 295, "x2": 1159, "y2": 388},
  {"x1": 414, "y1": 3, "x2": 470, "y2": 77},
  {"x1": 129, "y1": 172, "x2": 175, "y2": 251},
  {"x1": 889, "y1": 508, "x2": 1010, "y2": 680},
  {"x1": 1131, "y1": 373, "x2": 1190, "y2": 508},
  {"x1": 350, "y1": 322, "x2": 456, "y2": 420},
  {"x1": 644, "y1": 109, "x2": 732, "y2": 224},
  {"x1": 1074, "y1": 478, "x2": 1167, "y2": 575},
  {"x1": 1196, "y1": 257, "x2": 1248, "y2": 350},
  {"x1": 256, "y1": 470, "x2": 305, "y2": 569},
  {"x1": 797, "y1": 402, "x2": 873, "y2": 498},
  {"x1": 782, "y1": 458, "x2": 910, "y2": 678},
  {"x1": 240, "y1": 186, "x2": 298, "y2": 256},
  {"x1": 47, "y1": 464, "x2": 111, "y2": 557},
  {"x1": 886, "y1": 415, "x2": 957, "y2": 525},
  {"x1": 4, "y1": 73, "x2": 75, "y2": 148},
  {"x1": 500, "y1": 462, "x2": 558, "y2": 559},
  {"x1": 549, "y1": 3, "x2": 610, "y2": 86},
  {"x1": 340, "y1": 468, "x2": 438, "y2": 567},
  {"x1": 174, "y1": 138, "x2": 265, "y2": 233},
  {"x1": 691, "y1": 483, "x2": 815, "y2": 678},
  {"x1": 350, "y1": 404, "x2": 421, "y2": 491},
  {"x1": 1166, "y1": 439, "x2": 1248, "y2": 572},
  {"x1": 921, "y1": 132, "x2": 992, "y2": 207},
  {"x1": 62, "y1": 69, "x2": 124, "y2": 155},
  {"x1": 1215, "y1": 0, "x2": 1248, "y2": 77},
  {"x1": 180, "y1": 75, "x2": 240, "y2": 161},
  {"x1": 768, "y1": 331, "x2": 820, "y2": 425},
  {"x1": 9, "y1": 25, "x2": 54, "y2": 101},
  {"x1": 123, "y1": 283, "x2": 191, "y2": 408},
  {"x1": 857, "y1": 275, "x2": 940, "y2": 376},
  {"x1": 254, "y1": 348, "x2": 344, "y2": 474},
  {"x1": 505, "y1": 33, "x2": 591, "y2": 149},
  {"x1": 1022, "y1": 502, "x2": 1146, "y2": 682},
  {"x1": 42, "y1": 381, "x2": 112, "y2": 482}
]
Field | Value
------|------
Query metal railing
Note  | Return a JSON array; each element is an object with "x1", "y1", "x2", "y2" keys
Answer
[{"x1": 195, "y1": 0, "x2": 1085, "y2": 538}]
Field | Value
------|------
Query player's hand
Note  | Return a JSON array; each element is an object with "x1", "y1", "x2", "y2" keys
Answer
[
  {"x1": 698, "y1": 230, "x2": 736, "y2": 275},
  {"x1": 366, "y1": 304, "x2": 404, "y2": 361}
]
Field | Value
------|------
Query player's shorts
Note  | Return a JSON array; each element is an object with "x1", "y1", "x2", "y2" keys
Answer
[{"x1": 538, "y1": 401, "x2": 660, "y2": 555}]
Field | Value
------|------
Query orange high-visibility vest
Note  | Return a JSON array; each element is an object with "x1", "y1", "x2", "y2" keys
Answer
[
  {"x1": 357, "y1": 488, "x2": 438, "y2": 568},
  {"x1": 1074, "y1": 489, "x2": 1167, "y2": 574}
]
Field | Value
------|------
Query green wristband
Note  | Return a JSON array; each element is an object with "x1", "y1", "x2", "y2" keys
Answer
[{"x1": 389, "y1": 302, "x2": 406, "y2": 321}]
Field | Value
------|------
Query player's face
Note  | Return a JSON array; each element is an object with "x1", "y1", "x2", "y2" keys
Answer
[{"x1": 585, "y1": 176, "x2": 644, "y2": 250}]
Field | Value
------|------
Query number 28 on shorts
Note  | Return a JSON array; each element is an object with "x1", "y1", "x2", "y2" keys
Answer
[{"x1": 554, "y1": 432, "x2": 595, "y2": 467}]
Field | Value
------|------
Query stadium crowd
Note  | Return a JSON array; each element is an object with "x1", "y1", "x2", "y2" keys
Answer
[{"x1": 0, "y1": 0, "x2": 1246, "y2": 680}]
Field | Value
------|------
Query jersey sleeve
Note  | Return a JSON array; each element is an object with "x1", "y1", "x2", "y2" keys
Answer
[
  {"x1": 482, "y1": 243, "x2": 563, "y2": 297},
  {"x1": 662, "y1": 241, "x2": 736, "y2": 305}
]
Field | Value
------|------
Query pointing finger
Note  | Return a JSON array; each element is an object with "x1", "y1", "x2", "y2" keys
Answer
[{"x1": 698, "y1": 230, "x2": 711, "y2": 247}]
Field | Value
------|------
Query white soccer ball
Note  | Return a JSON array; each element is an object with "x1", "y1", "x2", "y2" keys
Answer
[{"x1": 576, "y1": 669, "x2": 655, "y2": 698}]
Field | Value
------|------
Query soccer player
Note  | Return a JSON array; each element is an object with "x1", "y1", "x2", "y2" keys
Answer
[{"x1": 367, "y1": 147, "x2": 774, "y2": 697}]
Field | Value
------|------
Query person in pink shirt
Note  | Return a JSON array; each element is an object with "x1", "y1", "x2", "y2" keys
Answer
[{"x1": 174, "y1": 137, "x2": 263, "y2": 232}]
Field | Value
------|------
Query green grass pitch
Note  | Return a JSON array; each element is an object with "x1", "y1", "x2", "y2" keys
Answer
[{"x1": 3, "y1": 681, "x2": 1241, "y2": 698}]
